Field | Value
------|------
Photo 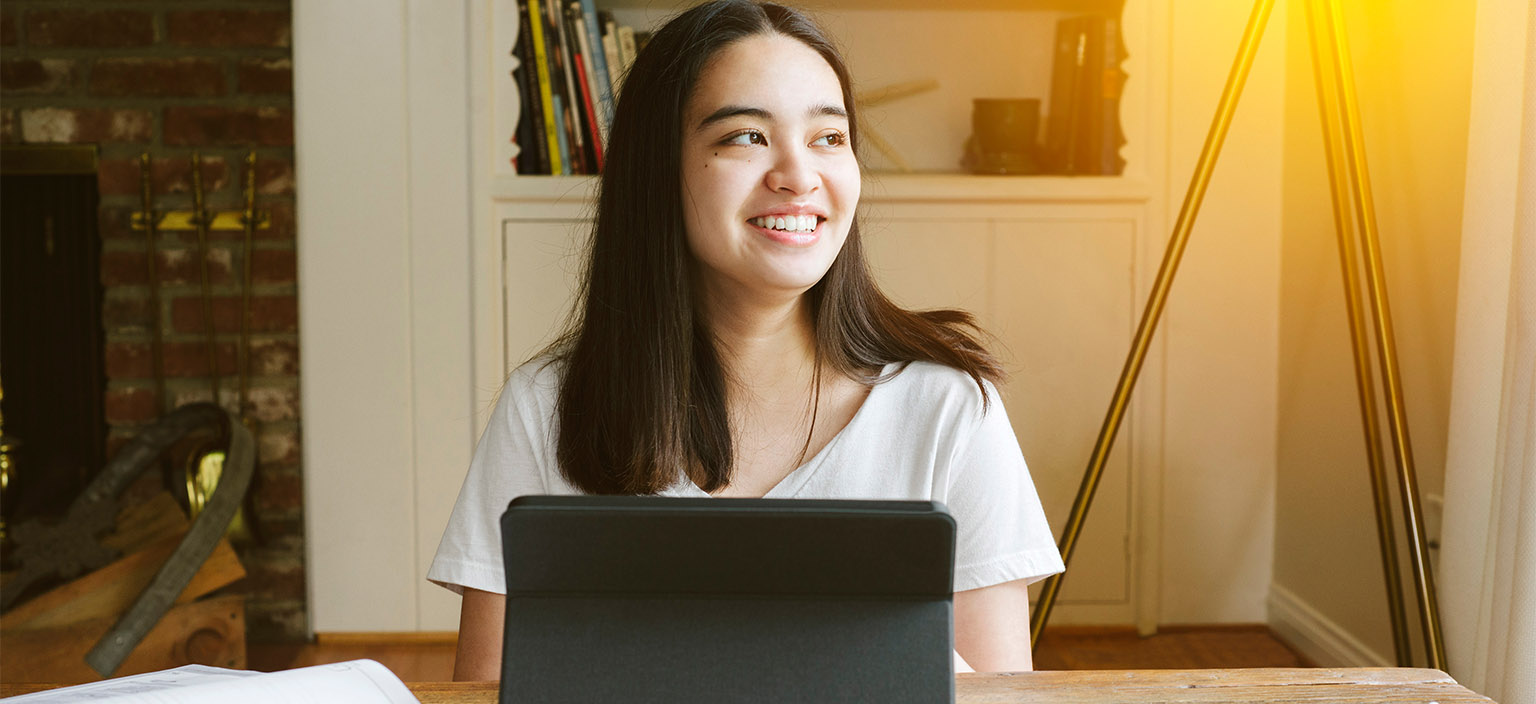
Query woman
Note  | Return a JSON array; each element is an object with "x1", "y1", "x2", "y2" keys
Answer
[{"x1": 429, "y1": 0, "x2": 1063, "y2": 679}]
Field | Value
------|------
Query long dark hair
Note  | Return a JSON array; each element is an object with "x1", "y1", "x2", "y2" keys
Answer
[{"x1": 551, "y1": 0, "x2": 1002, "y2": 495}]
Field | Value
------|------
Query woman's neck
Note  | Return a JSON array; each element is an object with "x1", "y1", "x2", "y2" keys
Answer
[{"x1": 698, "y1": 285, "x2": 819, "y2": 399}]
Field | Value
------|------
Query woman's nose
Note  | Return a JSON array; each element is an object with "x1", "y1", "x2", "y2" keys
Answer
[{"x1": 764, "y1": 146, "x2": 819, "y2": 195}]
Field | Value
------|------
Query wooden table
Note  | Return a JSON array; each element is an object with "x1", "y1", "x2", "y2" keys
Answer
[
  {"x1": 406, "y1": 669, "x2": 1493, "y2": 703},
  {"x1": 1, "y1": 668, "x2": 1493, "y2": 702}
]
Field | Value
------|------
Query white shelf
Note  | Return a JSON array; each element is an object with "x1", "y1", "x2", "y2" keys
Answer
[
  {"x1": 491, "y1": 173, "x2": 1150, "y2": 204},
  {"x1": 499, "y1": 1, "x2": 1139, "y2": 178},
  {"x1": 600, "y1": 0, "x2": 1121, "y2": 12}
]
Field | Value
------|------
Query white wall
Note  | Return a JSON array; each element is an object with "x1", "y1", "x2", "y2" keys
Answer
[
  {"x1": 1156, "y1": 0, "x2": 1286, "y2": 623},
  {"x1": 295, "y1": 0, "x2": 475, "y2": 633},
  {"x1": 1271, "y1": 0, "x2": 1476, "y2": 665}
]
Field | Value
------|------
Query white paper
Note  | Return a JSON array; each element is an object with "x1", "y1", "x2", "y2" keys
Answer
[{"x1": 6, "y1": 659, "x2": 419, "y2": 704}]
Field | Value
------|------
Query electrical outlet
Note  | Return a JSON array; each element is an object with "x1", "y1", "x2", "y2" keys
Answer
[{"x1": 1423, "y1": 493, "x2": 1445, "y2": 570}]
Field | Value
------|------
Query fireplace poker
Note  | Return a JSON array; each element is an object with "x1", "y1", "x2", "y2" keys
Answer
[
  {"x1": 239, "y1": 152, "x2": 257, "y2": 434},
  {"x1": 139, "y1": 154, "x2": 167, "y2": 413}
]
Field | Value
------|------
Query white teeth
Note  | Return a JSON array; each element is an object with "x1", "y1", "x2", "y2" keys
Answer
[{"x1": 753, "y1": 215, "x2": 819, "y2": 233}]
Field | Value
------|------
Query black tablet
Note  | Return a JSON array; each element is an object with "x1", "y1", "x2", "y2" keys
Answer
[{"x1": 498, "y1": 495, "x2": 957, "y2": 704}]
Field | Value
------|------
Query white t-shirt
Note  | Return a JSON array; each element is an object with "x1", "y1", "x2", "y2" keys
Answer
[{"x1": 427, "y1": 357, "x2": 1064, "y2": 597}]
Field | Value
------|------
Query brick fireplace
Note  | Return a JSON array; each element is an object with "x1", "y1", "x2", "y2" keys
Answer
[{"x1": 1, "y1": 2, "x2": 304, "y2": 641}]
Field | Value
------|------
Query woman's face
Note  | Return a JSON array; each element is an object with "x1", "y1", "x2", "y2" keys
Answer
[{"x1": 679, "y1": 33, "x2": 861, "y2": 304}]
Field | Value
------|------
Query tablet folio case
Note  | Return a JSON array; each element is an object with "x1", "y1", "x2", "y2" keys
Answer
[{"x1": 499, "y1": 496, "x2": 956, "y2": 704}]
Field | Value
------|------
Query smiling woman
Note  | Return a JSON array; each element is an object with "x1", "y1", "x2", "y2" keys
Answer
[
  {"x1": 426, "y1": 0, "x2": 1064, "y2": 681},
  {"x1": 681, "y1": 34, "x2": 861, "y2": 302}
]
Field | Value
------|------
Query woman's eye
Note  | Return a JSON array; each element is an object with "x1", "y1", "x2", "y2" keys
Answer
[
  {"x1": 813, "y1": 132, "x2": 847, "y2": 147},
  {"x1": 723, "y1": 131, "x2": 767, "y2": 146}
]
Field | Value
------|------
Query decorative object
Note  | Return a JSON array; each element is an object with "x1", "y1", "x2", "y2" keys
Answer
[
  {"x1": 963, "y1": 98, "x2": 1042, "y2": 175},
  {"x1": 853, "y1": 79, "x2": 939, "y2": 173}
]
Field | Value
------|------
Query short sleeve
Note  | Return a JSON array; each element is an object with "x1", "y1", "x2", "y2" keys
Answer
[
  {"x1": 426, "y1": 363, "x2": 556, "y2": 595},
  {"x1": 944, "y1": 383, "x2": 1064, "y2": 592}
]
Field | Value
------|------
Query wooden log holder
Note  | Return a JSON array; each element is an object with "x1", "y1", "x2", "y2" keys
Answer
[{"x1": 0, "y1": 405, "x2": 255, "y2": 684}]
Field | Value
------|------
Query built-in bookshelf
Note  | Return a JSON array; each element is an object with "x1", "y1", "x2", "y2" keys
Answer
[
  {"x1": 482, "y1": 0, "x2": 1159, "y2": 628},
  {"x1": 492, "y1": 0, "x2": 1142, "y2": 200}
]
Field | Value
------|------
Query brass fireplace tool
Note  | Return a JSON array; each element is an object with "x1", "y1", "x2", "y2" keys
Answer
[
  {"x1": 133, "y1": 152, "x2": 269, "y2": 538},
  {"x1": 1028, "y1": 0, "x2": 1445, "y2": 670}
]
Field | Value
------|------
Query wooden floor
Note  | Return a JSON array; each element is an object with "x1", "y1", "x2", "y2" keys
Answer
[
  {"x1": 248, "y1": 625, "x2": 1311, "y2": 681},
  {"x1": 1033, "y1": 625, "x2": 1312, "y2": 671}
]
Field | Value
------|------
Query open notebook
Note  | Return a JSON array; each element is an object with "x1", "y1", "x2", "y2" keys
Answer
[{"x1": 5, "y1": 660, "x2": 418, "y2": 704}]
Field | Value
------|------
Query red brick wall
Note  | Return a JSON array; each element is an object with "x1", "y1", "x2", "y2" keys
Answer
[{"x1": 2, "y1": 1, "x2": 304, "y2": 642}]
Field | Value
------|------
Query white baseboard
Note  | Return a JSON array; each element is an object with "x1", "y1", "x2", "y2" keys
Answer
[{"x1": 1267, "y1": 583, "x2": 1391, "y2": 667}]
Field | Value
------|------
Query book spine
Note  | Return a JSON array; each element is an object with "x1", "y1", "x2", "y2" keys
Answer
[
  {"x1": 616, "y1": 25, "x2": 637, "y2": 81},
  {"x1": 573, "y1": 51, "x2": 605, "y2": 171},
  {"x1": 562, "y1": 4, "x2": 595, "y2": 173},
  {"x1": 514, "y1": 0, "x2": 549, "y2": 174},
  {"x1": 552, "y1": 94, "x2": 572, "y2": 174},
  {"x1": 567, "y1": 5, "x2": 604, "y2": 170},
  {"x1": 525, "y1": 0, "x2": 563, "y2": 175},
  {"x1": 1079, "y1": 16, "x2": 1106, "y2": 175},
  {"x1": 574, "y1": 53, "x2": 602, "y2": 170},
  {"x1": 1060, "y1": 17, "x2": 1087, "y2": 173},
  {"x1": 577, "y1": 0, "x2": 615, "y2": 138},
  {"x1": 550, "y1": 0, "x2": 587, "y2": 174},
  {"x1": 601, "y1": 25, "x2": 622, "y2": 99},
  {"x1": 1044, "y1": 16, "x2": 1078, "y2": 173}
]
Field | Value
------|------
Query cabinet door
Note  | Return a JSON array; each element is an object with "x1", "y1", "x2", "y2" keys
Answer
[
  {"x1": 503, "y1": 213, "x2": 1139, "y2": 613},
  {"x1": 864, "y1": 216, "x2": 1136, "y2": 610}
]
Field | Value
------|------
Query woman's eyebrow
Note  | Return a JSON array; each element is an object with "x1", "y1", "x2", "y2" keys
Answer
[{"x1": 695, "y1": 103, "x2": 848, "y2": 131}]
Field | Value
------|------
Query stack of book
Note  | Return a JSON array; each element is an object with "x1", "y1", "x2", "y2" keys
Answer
[
  {"x1": 1043, "y1": 14, "x2": 1128, "y2": 176},
  {"x1": 512, "y1": 0, "x2": 646, "y2": 175}
]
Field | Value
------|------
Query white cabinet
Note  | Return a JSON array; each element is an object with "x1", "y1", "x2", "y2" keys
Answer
[
  {"x1": 484, "y1": 0, "x2": 1163, "y2": 630},
  {"x1": 493, "y1": 176, "x2": 1155, "y2": 623}
]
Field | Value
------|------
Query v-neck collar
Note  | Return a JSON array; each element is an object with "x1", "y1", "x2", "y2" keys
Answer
[{"x1": 678, "y1": 362, "x2": 898, "y2": 499}]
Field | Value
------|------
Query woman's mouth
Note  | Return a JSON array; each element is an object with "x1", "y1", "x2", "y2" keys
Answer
[{"x1": 748, "y1": 215, "x2": 823, "y2": 246}]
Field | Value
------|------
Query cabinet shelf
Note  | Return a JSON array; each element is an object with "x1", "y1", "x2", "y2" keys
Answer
[
  {"x1": 600, "y1": 0, "x2": 1121, "y2": 12},
  {"x1": 498, "y1": 0, "x2": 1134, "y2": 178}
]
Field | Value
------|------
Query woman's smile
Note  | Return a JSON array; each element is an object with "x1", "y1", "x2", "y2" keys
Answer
[
  {"x1": 747, "y1": 205, "x2": 827, "y2": 246},
  {"x1": 750, "y1": 216, "x2": 821, "y2": 245}
]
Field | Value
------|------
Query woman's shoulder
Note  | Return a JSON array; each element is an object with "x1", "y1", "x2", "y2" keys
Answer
[
  {"x1": 507, "y1": 354, "x2": 564, "y2": 389},
  {"x1": 497, "y1": 354, "x2": 566, "y2": 415},
  {"x1": 878, "y1": 360, "x2": 998, "y2": 414}
]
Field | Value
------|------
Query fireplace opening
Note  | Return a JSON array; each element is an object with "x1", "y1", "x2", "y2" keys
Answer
[{"x1": 1, "y1": 144, "x2": 107, "y2": 529}]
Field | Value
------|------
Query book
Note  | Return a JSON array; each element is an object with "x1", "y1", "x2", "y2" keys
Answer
[
  {"x1": 575, "y1": 0, "x2": 616, "y2": 137},
  {"x1": 525, "y1": 0, "x2": 563, "y2": 174},
  {"x1": 1045, "y1": 16, "x2": 1086, "y2": 173},
  {"x1": 549, "y1": 0, "x2": 588, "y2": 174},
  {"x1": 601, "y1": 28, "x2": 622, "y2": 99},
  {"x1": 1077, "y1": 16, "x2": 1106, "y2": 174},
  {"x1": 5, "y1": 659, "x2": 417, "y2": 704},
  {"x1": 565, "y1": 3, "x2": 602, "y2": 172},
  {"x1": 514, "y1": 0, "x2": 550, "y2": 174},
  {"x1": 552, "y1": 94, "x2": 573, "y2": 174},
  {"x1": 573, "y1": 50, "x2": 605, "y2": 170},
  {"x1": 1044, "y1": 15, "x2": 1126, "y2": 175},
  {"x1": 599, "y1": 12, "x2": 622, "y2": 104},
  {"x1": 616, "y1": 25, "x2": 638, "y2": 82}
]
